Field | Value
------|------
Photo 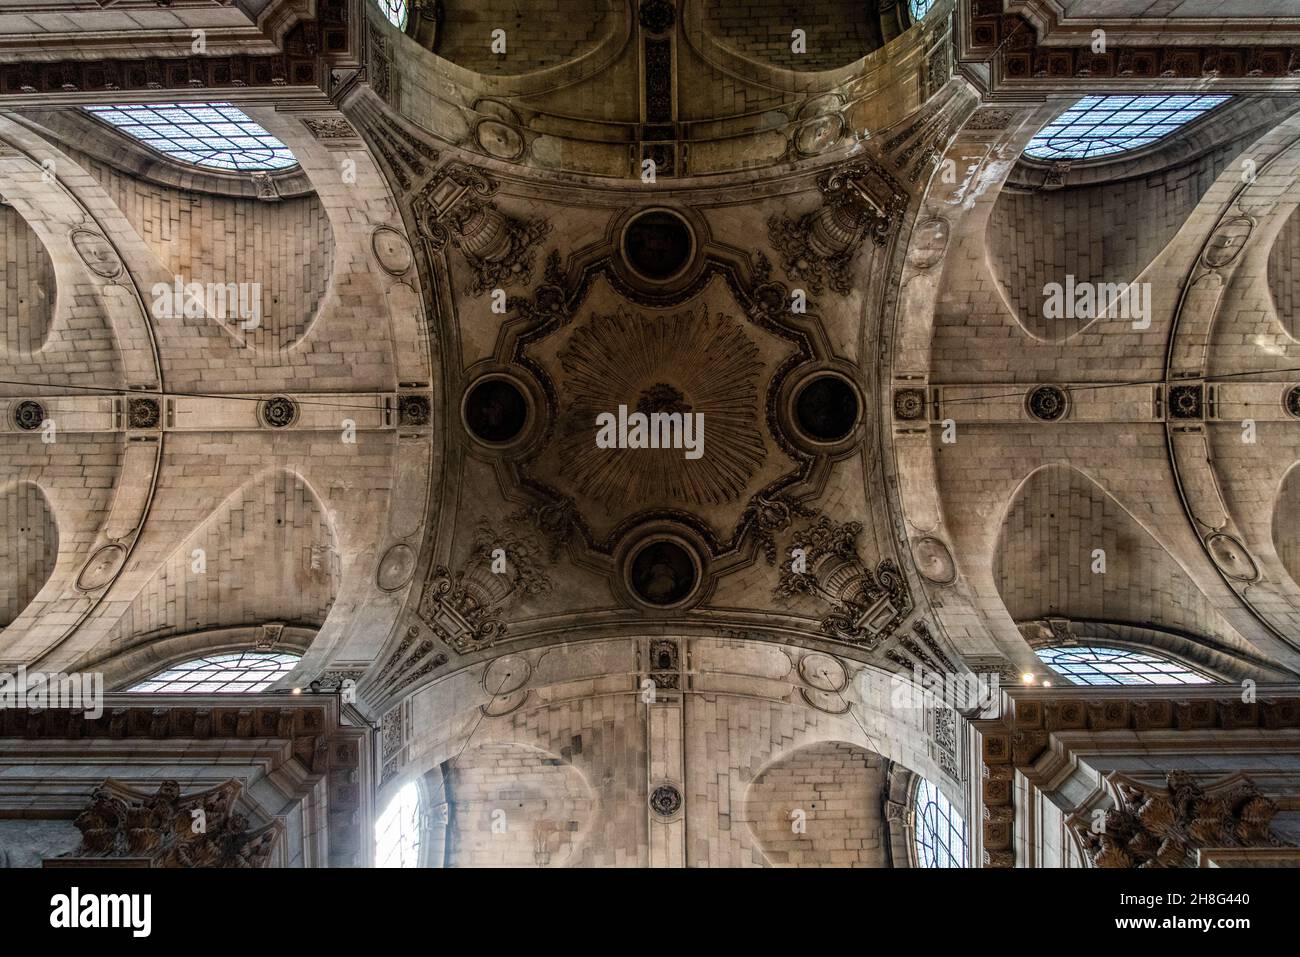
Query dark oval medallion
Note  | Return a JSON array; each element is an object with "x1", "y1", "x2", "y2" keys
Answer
[
  {"x1": 13, "y1": 400, "x2": 45, "y2": 431},
  {"x1": 794, "y1": 374, "x2": 859, "y2": 442},
  {"x1": 464, "y1": 377, "x2": 529, "y2": 444},
  {"x1": 622, "y1": 209, "x2": 695, "y2": 283},
  {"x1": 259, "y1": 396, "x2": 298, "y2": 429},
  {"x1": 629, "y1": 538, "x2": 698, "y2": 607},
  {"x1": 639, "y1": 0, "x2": 676, "y2": 33},
  {"x1": 649, "y1": 783, "x2": 683, "y2": 817},
  {"x1": 128, "y1": 397, "x2": 161, "y2": 430},
  {"x1": 1027, "y1": 385, "x2": 1068, "y2": 422}
]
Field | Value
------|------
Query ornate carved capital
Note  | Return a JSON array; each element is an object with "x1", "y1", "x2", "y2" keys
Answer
[{"x1": 1070, "y1": 772, "x2": 1292, "y2": 869}]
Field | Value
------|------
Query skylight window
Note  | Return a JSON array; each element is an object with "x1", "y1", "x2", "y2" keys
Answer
[
  {"x1": 1035, "y1": 645, "x2": 1214, "y2": 686},
  {"x1": 84, "y1": 103, "x2": 298, "y2": 172},
  {"x1": 127, "y1": 651, "x2": 300, "y2": 693},
  {"x1": 1024, "y1": 94, "x2": 1232, "y2": 161}
]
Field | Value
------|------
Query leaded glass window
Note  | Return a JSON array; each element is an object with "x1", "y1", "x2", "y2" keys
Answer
[
  {"x1": 377, "y1": 0, "x2": 409, "y2": 30},
  {"x1": 1035, "y1": 645, "x2": 1213, "y2": 686},
  {"x1": 128, "y1": 651, "x2": 300, "y2": 693},
  {"x1": 84, "y1": 103, "x2": 298, "y2": 172},
  {"x1": 1024, "y1": 94, "x2": 1232, "y2": 161},
  {"x1": 375, "y1": 781, "x2": 422, "y2": 868},
  {"x1": 910, "y1": 0, "x2": 936, "y2": 21},
  {"x1": 914, "y1": 778, "x2": 967, "y2": 868}
]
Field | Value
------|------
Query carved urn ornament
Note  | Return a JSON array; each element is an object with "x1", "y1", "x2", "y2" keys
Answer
[
  {"x1": 774, "y1": 517, "x2": 912, "y2": 648},
  {"x1": 417, "y1": 518, "x2": 553, "y2": 653},
  {"x1": 767, "y1": 160, "x2": 908, "y2": 296}
]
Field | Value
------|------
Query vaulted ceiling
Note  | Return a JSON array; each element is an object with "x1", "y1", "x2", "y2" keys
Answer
[{"x1": 0, "y1": 0, "x2": 1299, "y2": 718}]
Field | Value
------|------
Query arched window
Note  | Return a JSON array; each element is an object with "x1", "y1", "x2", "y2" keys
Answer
[
  {"x1": 1035, "y1": 645, "x2": 1213, "y2": 686},
  {"x1": 375, "y1": 781, "x2": 422, "y2": 868},
  {"x1": 1024, "y1": 94, "x2": 1232, "y2": 161},
  {"x1": 84, "y1": 103, "x2": 298, "y2": 172},
  {"x1": 376, "y1": 0, "x2": 409, "y2": 30},
  {"x1": 914, "y1": 778, "x2": 967, "y2": 868},
  {"x1": 127, "y1": 651, "x2": 300, "y2": 693},
  {"x1": 910, "y1": 0, "x2": 936, "y2": 22}
]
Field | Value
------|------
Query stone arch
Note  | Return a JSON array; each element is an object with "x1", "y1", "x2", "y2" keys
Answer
[
  {"x1": 0, "y1": 480, "x2": 59, "y2": 629},
  {"x1": 0, "y1": 201, "x2": 56, "y2": 356},
  {"x1": 680, "y1": 0, "x2": 938, "y2": 97}
]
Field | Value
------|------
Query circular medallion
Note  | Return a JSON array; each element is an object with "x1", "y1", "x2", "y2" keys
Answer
[
  {"x1": 370, "y1": 226, "x2": 413, "y2": 276},
  {"x1": 76, "y1": 543, "x2": 126, "y2": 592},
  {"x1": 893, "y1": 388, "x2": 926, "y2": 421},
  {"x1": 1285, "y1": 386, "x2": 1300, "y2": 419},
  {"x1": 908, "y1": 218, "x2": 950, "y2": 270},
  {"x1": 475, "y1": 119, "x2": 524, "y2": 160},
  {"x1": 913, "y1": 536, "x2": 957, "y2": 585},
  {"x1": 70, "y1": 228, "x2": 123, "y2": 279},
  {"x1": 1169, "y1": 385, "x2": 1202, "y2": 419},
  {"x1": 1027, "y1": 385, "x2": 1068, "y2": 422},
  {"x1": 258, "y1": 396, "x2": 298, "y2": 429},
  {"x1": 398, "y1": 394, "x2": 431, "y2": 427},
  {"x1": 127, "y1": 398, "x2": 160, "y2": 430},
  {"x1": 376, "y1": 543, "x2": 416, "y2": 592},
  {"x1": 12, "y1": 400, "x2": 45, "y2": 431},
  {"x1": 794, "y1": 113, "x2": 844, "y2": 156},
  {"x1": 798, "y1": 652, "x2": 847, "y2": 693},
  {"x1": 794, "y1": 374, "x2": 860, "y2": 442},
  {"x1": 1202, "y1": 216, "x2": 1254, "y2": 268},
  {"x1": 626, "y1": 536, "x2": 700, "y2": 608},
  {"x1": 620, "y1": 209, "x2": 696, "y2": 284},
  {"x1": 1206, "y1": 532, "x2": 1259, "y2": 582},
  {"x1": 483, "y1": 655, "x2": 532, "y2": 696},
  {"x1": 649, "y1": 783, "x2": 683, "y2": 818},
  {"x1": 463, "y1": 375, "x2": 530, "y2": 446}
]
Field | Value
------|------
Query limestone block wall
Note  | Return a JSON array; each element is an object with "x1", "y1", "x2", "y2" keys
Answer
[
  {"x1": 0, "y1": 204, "x2": 55, "y2": 356},
  {"x1": 0, "y1": 481, "x2": 57, "y2": 629},
  {"x1": 434, "y1": 0, "x2": 614, "y2": 76},
  {"x1": 987, "y1": 139, "x2": 1238, "y2": 341},
  {"x1": 85, "y1": 155, "x2": 334, "y2": 352},
  {"x1": 703, "y1": 0, "x2": 884, "y2": 72},
  {"x1": 1267, "y1": 205, "x2": 1300, "y2": 340},
  {"x1": 105, "y1": 468, "x2": 340, "y2": 644},
  {"x1": 739, "y1": 740, "x2": 887, "y2": 867},
  {"x1": 993, "y1": 464, "x2": 1237, "y2": 644}
]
